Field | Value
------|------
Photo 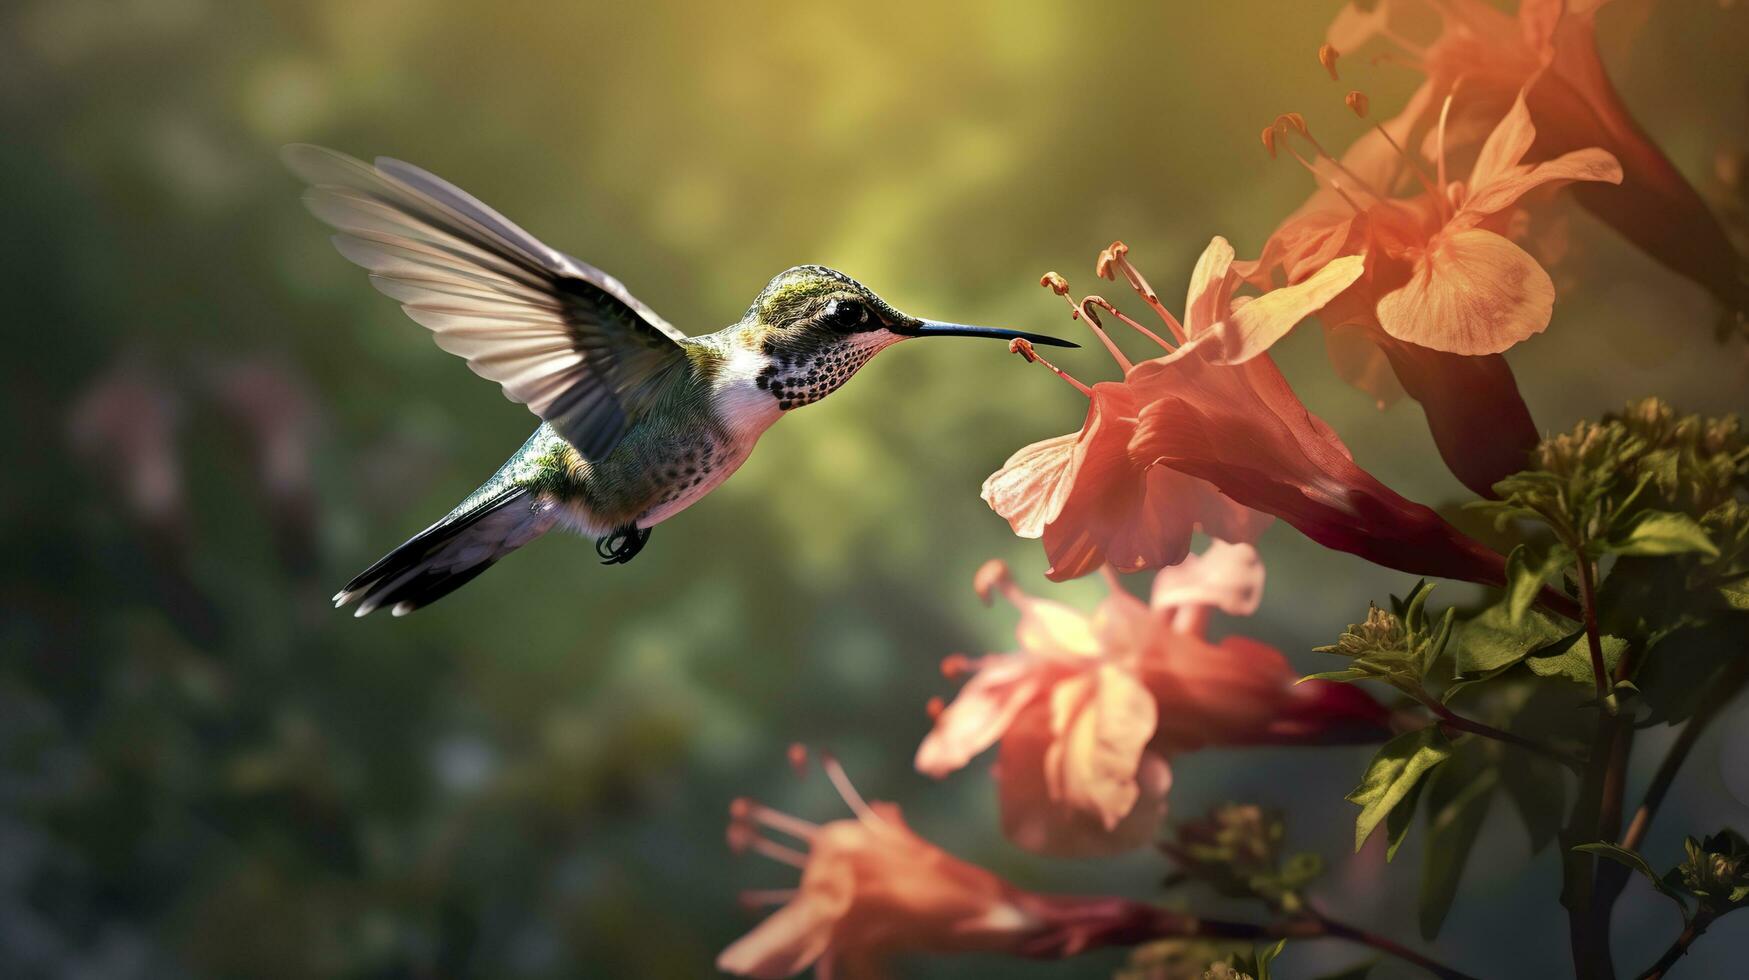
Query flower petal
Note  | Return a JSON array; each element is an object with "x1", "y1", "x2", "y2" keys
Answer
[
  {"x1": 916, "y1": 655, "x2": 1045, "y2": 778},
  {"x1": 1325, "y1": 323, "x2": 1405, "y2": 408},
  {"x1": 717, "y1": 860, "x2": 854, "y2": 978},
  {"x1": 1183, "y1": 236, "x2": 1237, "y2": 337},
  {"x1": 998, "y1": 704, "x2": 1172, "y2": 857},
  {"x1": 1149, "y1": 541, "x2": 1266, "y2": 619},
  {"x1": 1212, "y1": 254, "x2": 1366, "y2": 362},
  {"x1": 1468, "y1": 89, "x2": 1536, "y2": 193},
  {"x1": 1376, "y1": 228, "x2": 1555, "y2": 355},
  {"x1": 1044, "y1": 665, "x2": 1158, "y2": 832},
  {"x1": 1460, "y1": 147, "x2": 1622, "y2": 222},
  {"x1": 1379, "y1": 338, "x2": 1540, "y2": 498},
  {"x1": 981, "y1": 433, "x2": 1078, "y2": 538}
]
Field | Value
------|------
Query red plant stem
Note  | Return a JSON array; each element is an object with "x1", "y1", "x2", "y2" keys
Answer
[
  {"x1": 1622, "y1": 656, "x2": 1749, "y2": 853},
  {"x1": 1407, "y1": 688, "x2": 1584, "y2": 770},
  {"x1": 1635, "y1": 908, "x2": 1717, "y2": 980},
  {"x1": 1575, "y1": 555, "x2": 1610, "y2": 703}
]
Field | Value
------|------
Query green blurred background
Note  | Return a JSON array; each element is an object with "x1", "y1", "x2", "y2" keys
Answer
[{"x1": 4, "y1": 0, "x2": 1747, "y2": 976}]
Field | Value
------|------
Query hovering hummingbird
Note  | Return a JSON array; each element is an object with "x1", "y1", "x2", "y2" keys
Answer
[{"x1": 284, "y1": 145, "x2": 1075, "y2": 617}]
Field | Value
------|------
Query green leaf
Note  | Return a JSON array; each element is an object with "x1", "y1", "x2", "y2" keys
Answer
[
  {"x1": 1454, "y1": 603, "x2": 1569, "y2": 676},
  {"x1": 1608, "y1": 511, "x2": 1720, "y2": 558},
  {"x1": 1420, "y1": 607, "x2": 1457, "y2": 676},
  {"x1": 1300, "y1": 669, "x2": 1375, "y2": 685},
  {"x1": 1420, "y1": 761, "x2": 1497, "y2": 939},
  {"x1": 1255, "y1": 938, "x2": 1286, "y2": 980},
  {"x1": 1384, "y1": 770, "x2": 1426, "y2": 862},
  {"x1": 1394, "y1": 579, "x2": 1435, "y2": 632},
  {"x1": 1505, "y1": 543, "x2": 1574, "y2": 623},
  {"x1": 1525, "y1": 633, "x2": 1628, "y2": 685},
  {"x1": 1574, "y1": 843, "x2": 1690, "y2": 917},
  {"x1": 1637, "y1": 621, "x2": 1748, "y2": 723},
  {"x1": 1347, "y1": 728, "x2": 1452, "y2": 853},
  {"x1": 1719, "y1": 575, "x2": 1749, "y2": 611}
]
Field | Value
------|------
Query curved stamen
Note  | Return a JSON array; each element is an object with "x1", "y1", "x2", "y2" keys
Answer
[
  {"x1": 1279, "y1": 137, "x2": 1368, "y2": 214},
  {"x1": 1098, "y1": 564, "x2": 1126, "y2": 594},
  {"x1": 740, "y1": 800, "x2": 822, "y2": 843},
  {"x1": 1010, "y1": 338, "x2": 1091, "y2": 396},
  {"x1": 1083, "y1": 296, "x2": 1176, "y2": 353},
  {"x1": 1374, "y1": 123, "x2": 1440, "y2": 197},
  {"x1": 1433, "y1": 82, "x2": 1461, "y2": 221},
  {"x1": 748, "y1": 836, "x2": 809, "y2": 868},
  {"x1": 738, "y1": 889, "x2": 801, "y2": 910},
  {"x1": 1074, "y1": 300, "x2": 1134, "y2": 371},
  {"x1": 1096, "y1": 243, "x2": 1188, "y2": 344},
  {"x1": 821, "y1": 752, "x2": 890, "y2": 830}
]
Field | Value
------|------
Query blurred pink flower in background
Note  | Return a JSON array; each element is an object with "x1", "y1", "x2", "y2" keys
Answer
[
  {"x1": 719, "y1": 756, "x2": 1166, "y2": 978},
  {"x1": 68, "y1": 359, "x2": 186, "y2": 536},
  {"x1": 1327, "y1": 0, "x2": 1746, "y2": 313},
  {"x1": 206, "y1": 357, "x2": 323, "y2": 572},
  {"x1": 915, "y1": 547, "x2": 1389, "y2": 858}
]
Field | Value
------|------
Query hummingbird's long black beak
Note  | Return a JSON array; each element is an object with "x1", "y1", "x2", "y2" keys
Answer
[{"x1": 906, "y1": 319, "x2": 1079, "y2": 348}]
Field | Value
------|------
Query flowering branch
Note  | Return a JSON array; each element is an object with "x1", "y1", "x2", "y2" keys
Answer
[
  {"x1": 1634, "y1": 907, "x2": 1719, "y2": 980},
  {"x1": 1623, "y1": 657, "x2": 1749, "y2": 854},
  {"x1": 1403, "y1": 687, "x2": 1585, "y2": 772}
]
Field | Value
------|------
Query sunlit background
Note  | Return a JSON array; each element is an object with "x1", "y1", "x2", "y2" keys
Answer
[{"x1": 4, "y1": 0, "x2": 1748, "y2": 976}]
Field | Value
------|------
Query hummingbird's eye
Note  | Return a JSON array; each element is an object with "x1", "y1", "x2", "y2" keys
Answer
[{"x1": 821, "y1": 299, "x2": 869, "y2": 331}]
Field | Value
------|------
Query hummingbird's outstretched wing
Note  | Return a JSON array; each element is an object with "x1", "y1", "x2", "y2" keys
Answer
[{"x1": 284, "y1": 144, "x2": 688, "y2": 460}]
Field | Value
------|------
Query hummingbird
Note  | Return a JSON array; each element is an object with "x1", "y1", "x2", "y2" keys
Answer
[{"x1": 284, "y1": 145, "x2": 1075, "y2": 617}]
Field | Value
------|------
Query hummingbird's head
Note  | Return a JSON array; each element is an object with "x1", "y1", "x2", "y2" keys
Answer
[{"x1": 742, "y1": 265, "x2": 1075, "y2": 412}]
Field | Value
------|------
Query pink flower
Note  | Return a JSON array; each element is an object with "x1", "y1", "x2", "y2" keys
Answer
[
  {"x1": 68, "y1": 359, "x2": 185, "y2": 535},
  {"x1": 916, "y1": 549, "x2": 1388, "y2": 857},
  {"x1": 719, "y1": 756, "x2": 1183, "y2": 977},
  {"x1": 992, "y1": 238, "x2": 1533, "y2": 592},
  {"x1": 1242, "y1": 91, "x2": 1619, "y2": 494},
  {"x1": 1327, "y1": 0, "x2": 1746, "y2": 312},
  {"x1": 982, "y1": 240, "x2": 1361, "y2": 580}
]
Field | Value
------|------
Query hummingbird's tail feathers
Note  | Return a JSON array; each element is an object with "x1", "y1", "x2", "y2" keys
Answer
[{"x1": 335, "y1": 486, "x2": 557, "y2": 617}]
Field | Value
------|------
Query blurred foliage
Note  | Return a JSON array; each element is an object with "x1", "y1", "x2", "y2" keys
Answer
[{"x1": 2, "y1": 0, "x2": 1747, "y2": 978}]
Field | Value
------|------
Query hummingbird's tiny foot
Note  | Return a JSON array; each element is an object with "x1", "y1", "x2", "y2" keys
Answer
[{"x1": 596, "y1": 524, "x2": 651, "y2": 565}]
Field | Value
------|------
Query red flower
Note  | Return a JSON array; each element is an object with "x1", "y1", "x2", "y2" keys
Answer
[
  {"x1": 720, "y1": 756, "x2": 1198, "y2": 977},
  {"x1": 983, "y1": 239, "x2": 1360, "y2": 580},
  {"x1": 915, "y1": 551, "x2": 1389, "y2": 857},
  {"x1": 1242, "y1": 90, "x2": 1619, "y2": 494},
  {"x1": 1328, "y1": 0, "x2": 1746, "y2": 312},
  {"x1": 1124, "y1": 338, "x2": 1515, "y2": 589}
]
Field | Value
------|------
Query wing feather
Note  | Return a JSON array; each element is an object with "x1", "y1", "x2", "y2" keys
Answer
[{"x1": 284, "y1": 144, "x2": 689, "y2": 459}]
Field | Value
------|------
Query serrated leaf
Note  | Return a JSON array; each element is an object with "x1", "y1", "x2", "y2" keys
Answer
[
  {"x1": 1608, "y1": 511, "x2": 1720, "y2": 558},
  {"x1": 1574, "y1": 842, "x2": 1690, "y2": 918},
  {"x1": 1525, "y1": 633, "x2": 1628, "y2": 685},
  {"x1": 1455, "y1": 603, "x2": 1569, "y2": 676},
  {"x1": 1719, "y1": 576, "x2": 1749, "y2": 611},
  {"x1": 1420, "y1": 762, "x2": 1497, "y2": 939},
  {"x1": 1300, "y1": 669, "x2": 1376, "y2": 685},
  {"x1": 1347, "y1": 728, "x2": 1451, "y2": 853}
]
